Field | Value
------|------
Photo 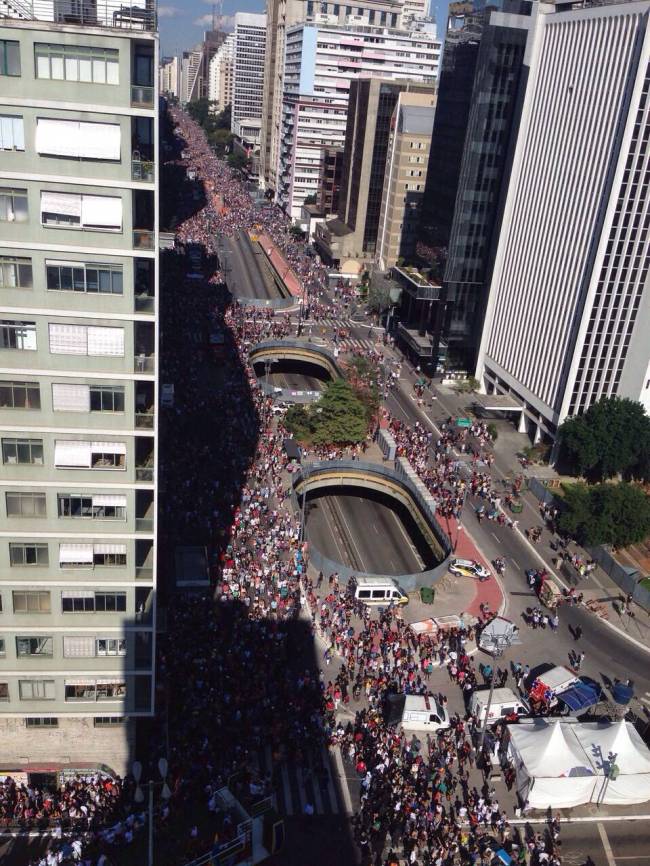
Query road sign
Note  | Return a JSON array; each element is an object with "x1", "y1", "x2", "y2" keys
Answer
[{"x1": 456, "y1": 417, "x2": 472, "y2": 428}]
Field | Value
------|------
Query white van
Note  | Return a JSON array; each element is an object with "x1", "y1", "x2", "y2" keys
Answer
[
  {"x1": 399, "y1": 695, "x2": 450, "y2": 732},
  {"x1": 469, "y1": 687, "x2": 530, "y2": 723},
  {"x1": 353, "y1": 576, "x2": 408, "y2": 606}
]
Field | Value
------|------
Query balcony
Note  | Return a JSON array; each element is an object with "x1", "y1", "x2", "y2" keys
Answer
[
  {"x1": 136, "y1": 464, "x2": 154, "y2": 482},
  {"x1": 136, "y1": 518, "x2": 154, "y2": 533},
  {"x1": 134, "y1": 353, "x2": 155, "y2": 374},
  {"x1": 133, "y1": 229, "x2": 155, "y2": 250},
  {"x1": 135, "y1": 411, "x2": 154, "y2": 429},
  {"x1": 10, "y1": 0, "x2": 157, "y2": 31},
  {"x1": 135, "y1": 565, "x2": 153, "y2": 579},
  {"x1": 135, "y1": 294, "x2": 155, "y2": 313},
  {"x1": 132, "y1": 158, "x2": 155, "y2": 183},
  {"x1": 131, "y1": 85, "x2": 155, "y2": 107}
]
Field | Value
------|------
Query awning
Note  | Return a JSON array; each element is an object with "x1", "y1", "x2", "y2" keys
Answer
[
  {"x1": 59, "y1": 543, "x2": 93, "y2": 564},
  {"x1": 558, "y1": 682, "x2": 602, "y2": 713},
  {"x1": 81, "y1": 195, "x2": 122, "y2": 229},
  {"x1": 92, "y1": 494, "x2": 126, "y2": 508},
  {"x1": 55, "y1": 440, "x2": 92, "y2": 468},
  {"x1": 91, "y1": 441, "x2": 126, "y2": 455}
]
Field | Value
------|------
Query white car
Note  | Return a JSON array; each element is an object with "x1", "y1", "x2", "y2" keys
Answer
[{"x1": 449, "y1": 558, "x2": 491, "y2": 581}]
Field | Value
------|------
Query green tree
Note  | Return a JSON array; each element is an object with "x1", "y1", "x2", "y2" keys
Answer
[
  {"x1": 558, "y1": 482, "x2": 650, "y2": 548},
  {"x1": 558, "y1": 397, "x2": 650, "y2": 481},
  {"x1": 367, "y1": 281, "x2": 392, "y2": 314},
  {"x1": 227, "y1": 151, "x2": 249, "y2": 171},
  {"x1": 284, "y1": 381, "x2": 368, "y2": 445}
]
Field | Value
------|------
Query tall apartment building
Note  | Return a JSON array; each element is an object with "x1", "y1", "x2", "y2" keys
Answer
[
  {"x1": 0, "y1": 2, "x2": 158, "y2": 775},
  {"x1": 181, "y1": 30, "x2": 226, "y2": 105},
  {"x1": 377, "y1": 93, "x2": 436, "y2": 269},
  {"x1": 279, "y1": 22, "x2": 440, "y2": 219},
  {"x1": 231, "y1": 13, "x2": 267, "y2": 132},
  {"x1": 314, "y1": 79, "x2": 436, "y2": 264},
  {"x1": 208, "y1": 33, "x2": 235, "y2": 110},
  {"x1": 159, "y1": 55, "x2": 180, "y2": 99},
  {"x1": 260, "y1": 0, "x2": 411, "y2": 194},
  {"x1": 476, "y1": 0, "x2": 650, "y2": 442}
]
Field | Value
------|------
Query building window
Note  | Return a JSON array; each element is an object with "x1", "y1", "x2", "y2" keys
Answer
[
  {"x1": 16, "y1": 636, "x2": 53, "y2": 657},
  {"x1": 0, "y1": 320, "x2": 36, "y2": 350},
  {"x1": 13, "y1": 590, "x2": 50, "y2": 613},
  {"x1": 2, "y1": 437, "x2": 44, "y2": 465},
  {"x1": 61, "y1": 591, "x2": 127, "y2": 613},
  {"x1": 40, "y1": 192, "x2": 122, "y2": 231},
  {"x1": 19, "y1": 680, "x2": 56, "y2": 700},
  {"x1": 54, "y1": 440, "x2": 126, "y2": 471},
  {"x1": 0, "y1": 256, "x2": 33, "y2": 289},
  {"x1": 90, "y1": 385, "x2": 125, "y2": 412},
  {"x1": 0, "y1": 40, "x2": 20, "y2": 77},
  {"x1": 9, "y1": 543, "x2": 49, "y2": 567},
  {"x1": 26, "y1": 717, "x2": 59, "y2": 728},
  {"x1": 0, "y1": 381, "x2": 40, "y2": 409},
  {"x1": 65, "y1": 681, "x2": 126, "y2": 702},
  {"x1": 35, "y1": 118, "x2": 120, "y2": 161},
  {"x1": 59, "y1": 543, "x2": 126, "y2": 568},
  {"x1": 96, "y1": 637, "x2": 126, "y2": 656},
  {"x1": 48, "y1": 324, "x2": 124, "y2": 357},
  {"x1": 0, "y1": 188, "x2": 28, "y2": 222},
  {"x1": 0, "y1": 115, "x2": 24, "y2": 151},
  {"x1": 0, "y1": 683, "x2": 8, "y2": 701},
  {"x1": 0, "y1": 638, "x2": 5, "y2": 656},
  {"x1": 58, "y1": 493, "x2": 126, "y2": 521},
  {"x1": 46, "y1": 261, "x2": 123, "y2": 294},
  {"x1": 34, "y1": 44, "x2": 119, "y2": 84},
  {"x1": 6, "y1": 492, "x2": 47, "y2": 518},
  {"x1": 94, "y1": 716, "x2": 125, "y2": 727}
]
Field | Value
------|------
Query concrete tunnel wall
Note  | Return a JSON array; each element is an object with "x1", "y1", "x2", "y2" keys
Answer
[{"x1": 292, "y1": 460, "x2": 453, "y2": 591}]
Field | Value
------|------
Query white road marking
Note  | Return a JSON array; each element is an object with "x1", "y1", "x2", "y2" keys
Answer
[
  {"x1": 333, "y1": 746, "x2": 354, "y2": 816},
  {"x1": 598, "y1": 822, "x2": 617, "y2": 866},
  {"x1": 491, "y1": 532, "x2": 500, "y2": 542},
  {"x1": 512, "y1": 558, "x2": 520, "y2": 569}
]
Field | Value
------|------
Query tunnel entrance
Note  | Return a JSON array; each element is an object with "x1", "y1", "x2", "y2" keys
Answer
[
  {"x1": 304, "y1": 485, "x2": 441, "y2": 577},
  {"x1": 253, "y1": 357, "x2": 331, "y2": 393}
]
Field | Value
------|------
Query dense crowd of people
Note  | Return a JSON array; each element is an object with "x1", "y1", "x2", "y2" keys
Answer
[{"x1": 23, "y1": 107, "x2": 564, "y2": 866}]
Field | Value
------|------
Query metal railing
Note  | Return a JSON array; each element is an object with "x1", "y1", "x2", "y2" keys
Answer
[
  {"x1": 135, "y1": 518, "x2": 154, "y2": 532},
  {"x1": 135, "y1": 294, "x2": 155, "y2": 313},
  {"x1": 135, "y1": 466, "x2": 154, "y2": 482},
  {"x1": 135, "y1": 565, "x2": 153, "y2": 579},
  {"x1": 131, "y1": 85, "x2": 155, "y2": 107},
  {"x1": 135, "y1": 410, "x2": 154, "y2": 428},
  {"x1": 133, "y1": 229, "x2": 155, "y2": 250},
  {"x1": 10, "y1": 0, "x2": 157, "y2": 30},
  {"x1": 132, "y1": 158, "x2": 155, "y2": 182},
  {"x1": 134, "y1": 353, "x2": 155, "y2": 373}
]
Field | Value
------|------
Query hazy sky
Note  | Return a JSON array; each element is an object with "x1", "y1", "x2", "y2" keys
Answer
[{"x1": 159, "y1": 0, "x2": 449, "y2": 57}]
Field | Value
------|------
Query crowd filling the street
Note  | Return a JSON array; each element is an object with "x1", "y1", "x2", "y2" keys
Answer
[{"x1": 18, "y1": 105, "x2": 638, "y2": 866}]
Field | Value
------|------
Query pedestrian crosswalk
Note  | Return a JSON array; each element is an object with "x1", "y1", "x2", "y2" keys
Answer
[
  {"x1": 310, "y1": 317, "x2": 381, "y2": 354},
  {"x1": 253, "y1": 744, "x2": 343, "y2": 816}
]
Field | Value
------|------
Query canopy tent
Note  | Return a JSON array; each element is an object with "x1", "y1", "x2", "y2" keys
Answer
[
  {"x1": 508, "y1": 721, "x2": 596, "y2": 809},
  {"x1": 574, "y1": 720, "x2": 650, "y2": 806}
]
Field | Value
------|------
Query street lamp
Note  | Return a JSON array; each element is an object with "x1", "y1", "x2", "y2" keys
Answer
[{"x1": 132, "y1": 758, "x2": 172, "y2": 866}]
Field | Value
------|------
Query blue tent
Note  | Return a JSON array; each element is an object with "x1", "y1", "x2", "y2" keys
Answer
[{"x1": 558, "y1": 682, "x2": 601, "y2": 712}]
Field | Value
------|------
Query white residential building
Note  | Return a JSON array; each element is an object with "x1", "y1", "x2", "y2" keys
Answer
[
  {"x1": 476, "y1": 0, "x2": 650, "y2": 442},
  {"x1": 159, "y1": 55, "x2": 180, "y2": 99},
  {"x1": 278, "y1": 20, "x2": 440, "y2": 218},
  {"x1": 0, "y1": 2, "x2": 159, "y2": 775},
  {"x1": 232, "y1": 12, "x2": 267, "y2": 131},
  {"x1": 208, "y1": 33, "x2": 235, "y2": 109}
]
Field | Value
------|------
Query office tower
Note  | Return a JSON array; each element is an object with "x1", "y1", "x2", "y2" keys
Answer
[
  {"x1": 315, "y1": 79, "x2": 436, "y2": 264},
  {"x1": 231, "y1": 13, "x2": 267, "y2": 132},
  {"x1": 377, "y1": 93, "x2": 436, "y2": 270},
  {"x1": 318, "y1": 147, "x2": 344, "y2": 215},
  {"x1": 159, "y1": 55, "x2": 180, "y2": 99},
  {"x1": 279, "y1": 25, "x2": 440, "y2": 220},
  {"x1": 0, "y1": 2, "x2": 159, "y2": 774},
  {"x1": 208, "y1": 33, "x2": 235, "y2": 110},
  {"x1": 181, "y1": 30, "x2": 226, "y2": 105},
  {"x1": 476, "y1": 0, "x2": 650, "y2": 442},
  {"x1": 259, "y1": 0, "x2": 418, "y2": 194}
]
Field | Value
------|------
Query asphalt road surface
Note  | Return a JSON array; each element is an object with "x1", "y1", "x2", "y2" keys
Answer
[
  {"x1": 267, "y1": 370, "x2": 324, "y2": 391},
  {"x1": 219, "y1": 230, "x2": 282, "y2": 301},
  {"x1": 383, "y1": 380, "x2": 650, "y2": 710},
  {"x1": 306, "y1": 491, "x2": 426, "y2": 575}
]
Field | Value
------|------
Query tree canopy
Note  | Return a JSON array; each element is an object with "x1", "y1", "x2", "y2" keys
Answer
[
  {"x1": 558, "y1": 397, "x2": 650, "y2": 481},
  {"x1": 558, "y1": 482, "x2": 650, "y2": 548},
  {"x1": 283, "y1": 380, "x2": 369, "y2": 446}
]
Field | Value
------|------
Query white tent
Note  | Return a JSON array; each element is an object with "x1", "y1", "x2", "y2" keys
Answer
[
  {"x1": 508, "y1": 720, "x2": 596, "y2": 809},
  {"x1": 574, "y1": 720, "x2": 650, "y2": 806}
]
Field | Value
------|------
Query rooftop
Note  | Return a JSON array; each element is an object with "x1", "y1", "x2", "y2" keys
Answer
[
  {"x1": 399, "y1": 103, "x2": 436, "y2": 135},
  {"x1": 0, "y1": 0, "x2": 157, "y2": 32}
]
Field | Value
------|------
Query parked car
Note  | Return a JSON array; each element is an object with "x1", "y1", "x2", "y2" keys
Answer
[{"x1": 449, "y1": 558, "x2": 491, "y2": 581}]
